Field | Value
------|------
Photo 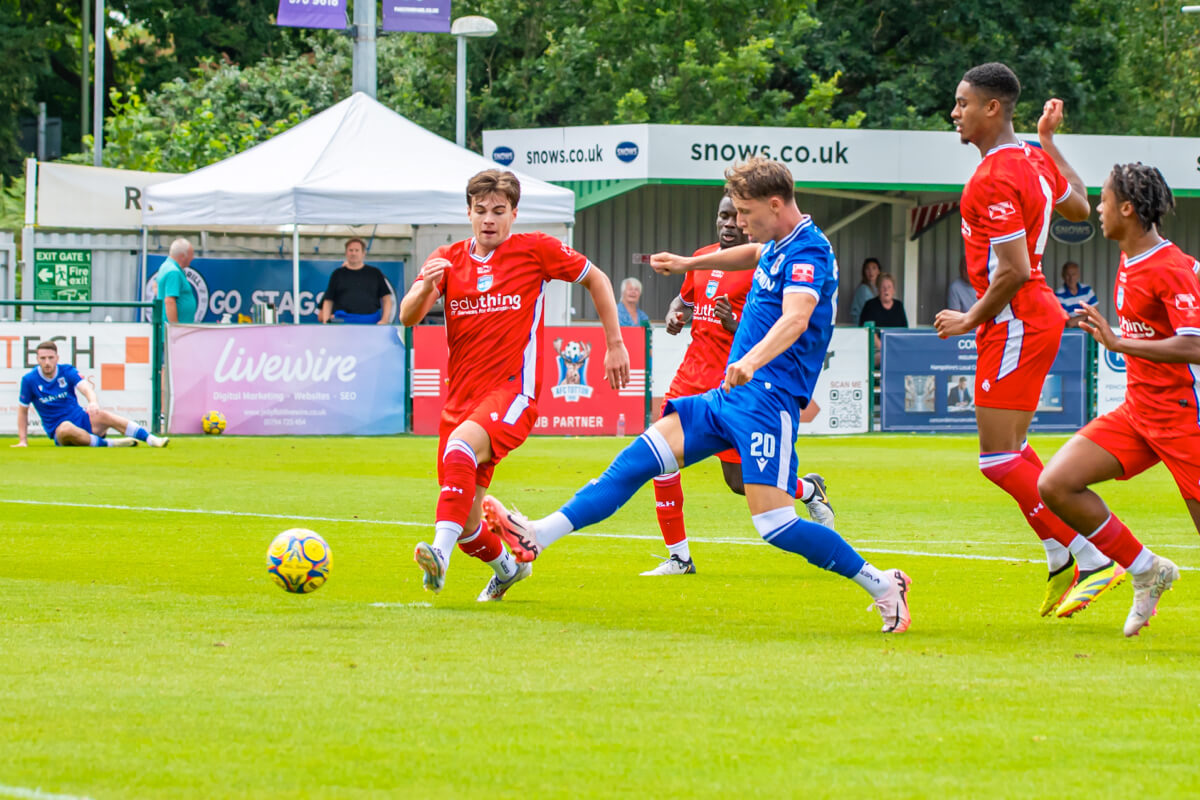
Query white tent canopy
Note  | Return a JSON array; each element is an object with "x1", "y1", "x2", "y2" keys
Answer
[{"x1": 142, "y1": 92, "x2": 576, "y2": 226}]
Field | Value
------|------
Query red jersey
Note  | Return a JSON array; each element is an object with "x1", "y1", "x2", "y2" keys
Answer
[
  {"x1": 673, "y1": 244, "x2": 755, "y2": 393},
  {"x1": 423, "y1": 232, "x2": 591, "y2": 417},
  {"x1": 960, "y1": 142, "x2": 1070, "y2": 330},
  {"x1": 1113, "y1": 239, "x2": 1200, "y2": 427}
]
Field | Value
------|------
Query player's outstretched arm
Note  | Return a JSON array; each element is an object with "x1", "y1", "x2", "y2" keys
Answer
[
  {"x1": 1078, "y1": 303, "x2": 1200, "y2": 364},
  {"x1": 13, "y1": 405, "x2": 28, "y2": 446},
  {"x1": 724, "y1": 291, "x2": 816, "y2": 390},
  {"x1": 652, "y1": 243, "x2": 761, "y2": 276},
  {"x1": 1038, "y1": 99, "x2": 1090, "y2": 222},
  {"x1": 579, "y1": 267, "x2": 630, "y2": 389},
  {"x1": 398, "y1": 257, "x2": 447, "y2": 327},
  {"x1": 935, "y1": 238, "x2": 1029, "y2": 338}
]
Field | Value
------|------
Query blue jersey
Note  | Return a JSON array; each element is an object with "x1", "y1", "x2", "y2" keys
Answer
[
  {"x1": 728, "y1": 217, "x2": 838, "y2": 405},
  {"x1": 19, "y1": 364, "x2": 85, "y2": 433}
]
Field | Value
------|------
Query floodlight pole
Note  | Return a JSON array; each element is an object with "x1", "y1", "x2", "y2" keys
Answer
[
  {"x1": 451, "y1": 16, "x2": 498, "y2": 148},
  {"x1": 92, "y1": 0, "x2": 105, "y2": 165},
  {"x1": 352, "y1": 0, "x2": 377, "y2": 98}
]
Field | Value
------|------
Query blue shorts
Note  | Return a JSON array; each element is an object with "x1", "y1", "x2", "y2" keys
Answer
[
  {"x1": 333, "y1": 310, "x2": 383, "y2": 324},
  {"x1": 665, "y1": 382, "x2": 800, "y2": 495},
  {"x1": 47, "y1": 405, "x2": 92, "y2": 445}
]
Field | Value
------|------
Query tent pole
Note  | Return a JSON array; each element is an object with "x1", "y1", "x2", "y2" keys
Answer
[
  {"x1": 292, "y1": 226, "x2": 300, "y2": 324},
  {"x1": 566, "y1": 222, "x2": 574, "y2": 327}
]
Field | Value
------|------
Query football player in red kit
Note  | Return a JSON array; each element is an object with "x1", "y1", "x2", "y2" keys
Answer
[
  {"x1": 1039, "y1": 163, "x2": 1192, "y2": 636},
  {"x1": 399, "y1": 169, "x2": 630, "y2": 601},
  {"x1": 934, "y1": 62, "x2": 1122, "y2": 618}
]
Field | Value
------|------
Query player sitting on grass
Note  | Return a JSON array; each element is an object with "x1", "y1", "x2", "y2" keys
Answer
[
  {"x1": 1039, "y1": 163, "x2": 1191, "y2": 637},
  {"x1": 645, "y1": 192, "x2": 834, "y2": 576},
  {"x1": 13, "y1": 341, "x2": 167, "y2": 448},
  {"x1": 400, "y1": 169, "x2": 630, "y2": 602},
  {"x1": 484, "y1": 157, "x2": 912, "y2": 633}
]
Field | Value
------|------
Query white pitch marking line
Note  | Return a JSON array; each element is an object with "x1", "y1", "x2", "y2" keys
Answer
[
  {"x1": 1, "y1": 498, "x2": 1194, "y2": 570},
  {"x1": 0, "y1": 785, "x2": 95, "y2": 800}
]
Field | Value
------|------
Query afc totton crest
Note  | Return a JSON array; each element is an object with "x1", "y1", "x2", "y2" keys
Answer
[
  {"x1": 551, "y1": 338, "x2": 594, "y2": 402},
  {"x1": 1116, "y1": 286, "x2": 1125, "y2": 310},
  {"x1": 706, "y1": 279, "x2": 719, "y2": 298}
]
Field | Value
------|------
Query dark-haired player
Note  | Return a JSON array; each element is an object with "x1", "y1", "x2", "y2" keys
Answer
[
  {"x1": 485, "y1": 157, "x2": 912, "y2": 633},
  {"x1": 14, "y1": 341, "x2": 165, "y2": 448},
  {"x1": 1038, "y1": 163, "x2": 1191, "y2": 636},
  {"x1": 399, "y1": 169, "x2": 630, "y2": 602},
  {"x1": 644, "y1": 194, "x2": 834, "y2": 576},
  {"x1": 934, "y1": 62, "x2": 1121, "y2": 617}
]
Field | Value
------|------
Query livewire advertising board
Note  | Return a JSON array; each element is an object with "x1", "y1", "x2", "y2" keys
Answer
[
  {"x1": 168, "y1": 325, "x2": 407, "y2": 435},
  {"x1": 411, "y1": 325, "x2": 647, "y2": 436},
  {"x1": 142, "y1": 256, "x2": 403, "y2": 323},
  {"x1": 880, "y1": 329, "x2": 1088, "y2": 432}
]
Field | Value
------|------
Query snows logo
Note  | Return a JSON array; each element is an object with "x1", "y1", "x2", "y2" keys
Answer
[
  {"x1": 551, "y1": 338, "x2": 594, "y2": 403},
  {"x1": 987, "y1": 201, "x2": 1016, "y2": 221},
  {"x1": 790, "y1": 263, "x2": 815, "y2": 283}
]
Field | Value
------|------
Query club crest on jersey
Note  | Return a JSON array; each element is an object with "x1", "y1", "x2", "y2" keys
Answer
[
  {"x1": 987, "y1": 201, "x2": 1016, "y2": 220},
  {"x1": 790, "y1": 263, "x2": 815, "y2": 283},
  {"x1": 1175, "y1": 293, "x2": 1197, "y2": 310},
  {"x1": 477, "y1": 274, "x2": 494, "y2": 292},
  {"x1": 705, "y1": 279, "x2": 720, "y2": 298},
  {"x1": 550, "y1": 338, "x2": 594, "y2": 402},
  {"x1": 1116, "y1": 286, "x2": 1125, "y2": 310},
  {"x1": 769, "y1": 253, "x2": 786, "y2": 276},
  {"x1": 58, "y1": 377, "x2": 66, "y2": 388}
]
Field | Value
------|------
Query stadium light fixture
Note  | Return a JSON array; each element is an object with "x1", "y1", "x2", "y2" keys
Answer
[
  {"x1": 451, "y1": 15, "x2": 498, "y2": 148},
  {"x1": 1183, "y1": 4, "x2": 1200, "y2": 11}
]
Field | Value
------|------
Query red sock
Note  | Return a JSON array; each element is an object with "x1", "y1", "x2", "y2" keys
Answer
[
  {"x1": 652, "y1": 472, "x2": 687, "y2": 546},
  {"x1": 1086, "y1": 514, "x2": 1144, "y2": 569},
  {"x1": 979, "y1": 452, "x2": 1075, "y2": 547},
  {"x1": 458, "y1": 523, "x2": 504, "y2": 562},
  {"x1": 436, "y1": 442, "x2": 478, "y2": 534},
  {"x1": 1020, "y1": 441, "x2": 1044, "y2": 469}
]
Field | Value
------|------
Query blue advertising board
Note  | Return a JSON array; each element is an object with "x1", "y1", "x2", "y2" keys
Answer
[
  {"x1": 141, "y1": 256, "x2": 404, "y2": 323},
  {"x1": 880, "y1": 329, "x2": 1087, "y2": 432}
]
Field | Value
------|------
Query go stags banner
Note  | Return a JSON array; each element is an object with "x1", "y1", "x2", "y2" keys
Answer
[
  {"x1": 412, "y1": 325, "x2": 647, "y2": 436},
  {"x1": 168, "y1": 325, "x2": 407, "y2": 435},
  {"x1": 276, "y1": 0, "x2": 346, "y2": 29},
  {"x1": 0, "y1": 322, "x2": 153, "y2": 436}
]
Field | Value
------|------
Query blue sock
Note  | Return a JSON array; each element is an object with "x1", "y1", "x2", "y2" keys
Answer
[
  {"x1": 561, "y1": 431, "x2": 676, "y2": 530},
  {"x1": 755, "y1": 510, "x2": 865, "y2": 578},
  {"x1": 89, "y1": 434, "x2": 108, "y2": 447},
  {"x1": 125, "y1": 421, "x2": 150, "y2": 442}
]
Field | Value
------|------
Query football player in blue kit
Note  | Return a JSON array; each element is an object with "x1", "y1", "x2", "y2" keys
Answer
[
  {"x1": 484, "y1": 157, "x2": 912, "y2": 632},
  {"x1": 13, "y1": 340, "x2": 168, "y2": 448}
]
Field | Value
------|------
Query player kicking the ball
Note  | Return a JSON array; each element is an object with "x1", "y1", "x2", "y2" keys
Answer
[
  {"x1": 485, "y1": 158, "x2": 912, "y2": 633},
  {"x1": 399, "y1": 169, "x2": 630, "y2": 602},
  {"x1": 934, "y1": 63, "x2": 1121, "y2": 618},
  {"x1": 13, "y1": 340, "x2": 167, "y2": 448},
  {"x1": 1039, "y1": 163, "x2": 1191, "y2": 636},
  {"x1": 645, "y1": 193, "x2": 835, "y2": 576}
]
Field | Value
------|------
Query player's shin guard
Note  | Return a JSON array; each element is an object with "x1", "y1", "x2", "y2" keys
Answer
[
  {"x1": 752, "y1": 507, "x2": 865, "y2": 579},
  {"x1": 560, "y1": 427, "x2": 678, "y2": 531},
  {"x1": 437, "y1": 439, "x2": 479, "y2": 531},
  {"x1": 979, "y1": 452, "x2": 1075, "y2": 547},
  {"x1": 1085, "y1": 513, "x2": 1145, "y2": 570},
  {"x1": 652, "y1": 472, "x2": 687, "y2": 546}
]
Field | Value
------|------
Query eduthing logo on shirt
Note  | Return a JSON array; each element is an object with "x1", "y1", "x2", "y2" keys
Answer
[
  {"x1": 987, "y1": 201, "x2": 1016, "y2": 220},
  {"x1": 791, "y1": 263, "x2": 815, "y2": 283}
]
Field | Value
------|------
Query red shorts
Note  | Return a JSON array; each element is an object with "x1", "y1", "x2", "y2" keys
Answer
[
  {"x1": 437, "y1": 389, "x2": 539, "y2": 488},
  {"x1": 663, "y1": 378, "x2": 740, "y2": 465},
  {"x1": 974, "y1": 321, "x2": 1061, "y2": 412},
  {"x1": 1079, "y1": 402, "x2": 1200, "y2": 502}
]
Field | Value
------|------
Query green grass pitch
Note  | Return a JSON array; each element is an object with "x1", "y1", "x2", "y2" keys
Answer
[{"x1": 2, "y1": 433, "x2": 1198, "y2": 798}]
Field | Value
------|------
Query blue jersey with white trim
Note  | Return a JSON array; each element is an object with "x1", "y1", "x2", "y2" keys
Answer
[
  {"x1": 728, "y1": 217, "x2": 838, "y2": 404},
  {"x1": 19, "y1": 364, "x2": 84, "y2": 430}
]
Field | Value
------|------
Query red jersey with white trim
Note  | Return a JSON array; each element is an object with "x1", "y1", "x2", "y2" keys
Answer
[
  {"x1": 423, "y1": 232, "x2": 591, "y2": 418},
  {"x1": 1113, "y1": 239, "x2": 1200, "y2": 427},
  {"x1": 960, "y1": 142, "x2": 1070, "y2": 329},
  {"x1": 673, "y1": 243, "x2": 755, "y2": 393}
]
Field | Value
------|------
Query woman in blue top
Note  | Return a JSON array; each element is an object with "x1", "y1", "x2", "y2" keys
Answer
[{"x1": 617, "y1": 277, "x2": 650, "y2": 326}]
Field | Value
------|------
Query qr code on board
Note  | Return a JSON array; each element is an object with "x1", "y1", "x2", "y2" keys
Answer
[{"x1": 826, "y1": 387, "x2": 864, "y2": 430}]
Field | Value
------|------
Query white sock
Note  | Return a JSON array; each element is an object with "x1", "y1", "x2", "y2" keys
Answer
[
  {"x1": 487, "y1": 549, "x2": 518, "y2": 579},
  {"x1": 534, "y1": 511, "x2": 574, "y2": 549},
  {"x1": 797, "y1": 478, "x2": 815, "y2": 503},
  {"x1": 852, "y1": 563, "x2": 892, "y2": 599},
  {"x1": 1128, "y1": 547, "x2": 1155, "y2": 575},
  {"x1": 432, "y1": 523, "x2": 461, "y2": 568},
  {"x1": 1068, "y1": 534, "x2": 1110, "y2": 571},
  {"x1": 1042, "y1": 539, "x2": 1071, "y2": 572},
  {"x1": 667, "y1": 540, "x2": 691, "y2": 562}
]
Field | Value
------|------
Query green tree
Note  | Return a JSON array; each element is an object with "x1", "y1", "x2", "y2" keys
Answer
[{"x1": 1103, "y1": 0, "x2": 1200, "y2": 136}]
